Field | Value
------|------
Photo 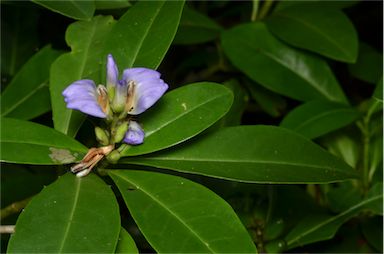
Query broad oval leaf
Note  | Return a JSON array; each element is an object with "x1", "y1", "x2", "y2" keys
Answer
[
  {"x1": 120, "y1": 82, "x2": 233, "y2": 156},
  {"x1": 0, "y1": 118, "x2": 87, "y2": 165},
  {"x1": 173, "y1": 6, "x2": 222, "y2": 45},
  {"x1": 109, "y1": 170, "x2": 257, "y2": 253},
  {"x1": 115, "y1": 228, "x2": 138, "y2": 254},
  {"x1": 280, "y1": 100, "x2": 360, "y2": 139},
  {"x1": 7, "y1": 173, "x2": 120, "y2": 253},
  {"x1": 50, "y1": 16, "x2": 116, "y2": 137},
  {"x1": 1, "y1": 45, "x2": 61, "y2": 120},
  {"x1": 103, "y1": 1, "x2": 185, "y2": 70},
  {"x1": 122, "y1": 126, "x2": 357, "y2": 183},
  {"x1": 284, "y1": 191, "x2": 383, "y2": 250},
  {"x1": 32, "y1": 0, "x2": 95, "y2": 21},
  {"x1": 221, "y1": 22, "x2": 348, "y2": 104},
  {"x1": 266, "y1": 6, "x2": 358, "y2": 63}
]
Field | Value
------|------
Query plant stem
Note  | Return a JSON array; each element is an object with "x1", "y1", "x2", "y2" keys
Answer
[
  {"x1": 1, "y1": 197, "x2": 33, "y2": 220},
  {"x1": 258, "y1": 0, "x2": 274, "y2": 20},
  {"x1": 251, "y1": 0, "x2": 259, "y2": 21}
]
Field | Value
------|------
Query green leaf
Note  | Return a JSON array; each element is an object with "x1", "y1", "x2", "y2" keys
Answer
[
  {"x1": 7, "y1": 173, "x2": 120, "y2": 253},
  {"x1": 1, "y1": 45, "x2": 61, "y2": 120},
  {"x1": 103, "y1": 1, "x2": 184, "y2": 70},
  {"x1": 280, "y1": 100, "x2": 360, "y2": 139},
  {"x1": 348, "y1": 42, "x2": 383, "y2": 84},
  {"x1": 109, "y1": 170, "x2": 257, "y2": 253},
  {"x1": 221, "y1": 22, "x2": 348, "y2": 104},
  {"x1": 266, "y1": 6, "x2": 358, "y2": 62},
  {"x1": 173, "y1": 6, "x2": 222, "y2": 45},
  {"x1": 1, "y1": 5, "x2": 39, "y2": 77},
  {"x1": 321, "y1": 133, "x2": 359, "y2": 168},
  {"x1": 120, "y1": 82, "x2": 233, "y2": 156},
  {"x1": 0, "y1": 118, "x2": 87, "y2": 165},
  {"x1": 284, "y1": 191, "x2": 383, "y2": 249},
  {"x1": 326, "y1": 181, "x2": 362, "y2": 213},
  {"x1": 115, "y1": 228, "x2": 138, "y2": 254},
  {"x1": 361, "y1": 216, "x2": 383, "y2": 252},
  {"x1": 95, "y1": 0, "x2": 131, "y2": 10},
  {"x1": 122, "y1": 126, "x2": 357, "y2": 183},
  {"x1": 50, "y1": 16, "x2": 116, "y2": 137},
  {"x1": 32, "y1": 0, "x2": 95, "y2": 20}
]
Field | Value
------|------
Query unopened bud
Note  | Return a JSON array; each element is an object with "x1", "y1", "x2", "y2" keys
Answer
[
  {"x1": 106, "y1": 150, "x2": 121, "y2": 164},
  {"x1": 95, "y1": 127, "x2": 109, "y2": 145},
  {"x1": 112, "y1": 122, "x2": 129, "y2": 143}
]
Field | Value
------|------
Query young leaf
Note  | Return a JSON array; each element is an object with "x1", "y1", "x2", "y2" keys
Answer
[
  {"x1": 120, "y1": 82, "x2": 233, "y2": 156},
  {"x1": 173, "y1": 6, "x2": 222, "y2": 45},
  {"x1": 50, "y1": 16, "x2": 116, "y2": 137},
  {"x1": 221, "y1": 22, "x2": 348, "y2": 104},
  {"x1": 7, "y1": 173, "x2": 120, "y2": 253},
  {"x1": 109, "y1": 170, "x2": 258, "y2": 253},
  {"x1": 266, "y1": 6, "x2": 358, "y2": 63},
  {"x1": 284, "y1": 191, "x2": 383, "y2": 250},
  {"x1": 0, "y1": 118, "x2": 87, "y2": 165},
  {"x1": 32, "y1": 0, "x2": 95, "y2": 21},
  {"x1": 115, "y1": 228, "x2": 138, "y2": 254},
  {"x1": 280, "y1": 100, "x2": 360, "y2": 139},
  {"x1": 1, "y1": 45, "x2": 61, "y2": 120},
  {"x1": 121, "y1": 126, "x2": 357, "y2": 183},
  {"x1": 103, "y1": 1, "x2": 185, "y2": 70}
]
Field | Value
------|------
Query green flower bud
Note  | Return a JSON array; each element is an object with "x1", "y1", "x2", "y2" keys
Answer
[
  {"x1": 106, "y1": 150, "x2": 121, "y2": 164},
  {"x1": 112, "y1": 122, "x2": 129, "y2": 143},
  {"x1": 95, "y1": 127, "x2": 109, "y2": 145}
]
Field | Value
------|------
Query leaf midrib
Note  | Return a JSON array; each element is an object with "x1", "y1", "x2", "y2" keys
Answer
[
  {"x1": 290, "y1": 107, "x2": 357, "y2": 132},
  {"x1": 129, "y1": 157, "x2": 354, "y2": 176},
  {"x1": 57, "y1": 179, "x2": 81, "y2": 252},
  {"x1": 1, "y1": 81, "x2": 48, "y2": 116},
  {"x1": 114, "y1": 173, "x2": 216, "y2": 253},
  {"x1": 145, "y1": 92, "x2": 228, "y2": 137},
  {"x1": 127, "y1": 2, "x2": 165, "y2": 68},
  {"x1": 274, "y1": 12, "x2": 352, "y2": 59},
  {"x1": 286, "y1": 194, "x2": 383, "y2": 247}
]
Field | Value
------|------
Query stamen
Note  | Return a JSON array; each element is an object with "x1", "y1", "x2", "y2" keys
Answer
[
  {"x1": 97, "y1": 85, "x2": 109, "y2": 113},
  {"x1": 125, "y1": 81, "x2": 136, "y2": 113}
]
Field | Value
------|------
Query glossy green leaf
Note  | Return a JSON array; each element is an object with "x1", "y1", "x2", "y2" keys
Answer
[
  {"x1": 32, "y1": 0, "x2": 95, "y2": 20},
  {"x1": 0, "y1": 118, "x2": 87, "y2": 165},
  {"x1": 120, "y1": 83, "x2": 233, "y2": 156},
  {"x1": 267, "y1": 6, "x2": 358, "y2": 62},
  {"x1": 50, "y1": 16, "x2": 116, "y2": 137},
  {"x1": 221, "y1": 22, "x2": 348, "y2": 104},
  {"x1": 103, "y1": 1, "x2": 184, "y2": 70},
  {"x1": 321, "y1": 133, "x2": 359, "y2": 168},
  {"x1": 1, "y1": 45, "x2": 61, "y2": 120},
  {"x1": 280, "y1": 100, "x2": 360, "y2": 139},
  {"x1": 7, "y1": 173, "x2": 120, "y2": 253},
  {"x1": 109, "y1": 170, "x2": 257, "y2": 253},
  {"x1": 1, "y1": 5, "x2": 39, "y2": 77},
  {"x1": 284, "y1": 191, "x2": 383, "y2": 249},
  {"x1": 122, "y1": 126, "x2": 357, "y2": 183},
  {"x1": 326, "y1": 181, "x2": 361, "y2": 213},
  {"x1": 173, "y1": 6, "x2": 222, "y2": 45},
  {"x1": 348, "y1": 42, "x2": 383, "y2": 84},
  {"x1": 115, "y1": 228, "x2": 138, "y2": 254}
]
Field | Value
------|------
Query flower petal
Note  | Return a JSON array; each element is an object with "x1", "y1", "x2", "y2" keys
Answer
[
  {"x1": 122, "y1": 68, "x2": 168, "y2": 115},
  {"x1": 106, "y1": 54, "x2": 119, "y2": 90},
  {"x1": 123, "y1": 121, "x2": 145, "y2": 145},
  {"x1": 62, "y1": 80, "x2": 107, "y2": 118}
]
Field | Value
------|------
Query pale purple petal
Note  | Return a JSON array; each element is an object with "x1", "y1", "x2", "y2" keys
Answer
[
  {"x1": 122, "y1": 68, "x2": 168, "y2": 115},
  {"x1": 106, "y1": 54, "x2": 119, "y2": 89},
  {"x1": 62, "y1": 80, "x2": 106, "y2": 118},
  {"x1": 123, "y1": 121, "x2": 144, "y2": 145}
]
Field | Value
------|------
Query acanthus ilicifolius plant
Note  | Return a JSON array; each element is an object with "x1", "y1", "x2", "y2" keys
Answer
[{"x1": 62, "y1": 54, "x2": 168, "y2": 177}]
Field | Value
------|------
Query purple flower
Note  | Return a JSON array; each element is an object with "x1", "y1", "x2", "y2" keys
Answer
[
  {"x1": 62, "y1": 54, "x2": 168, "y2": 146},
  {"x1": 123, "y1": 121, "x2": 145, "y2": 145},
  {"x1": 62, "y1": 80, "x2": 108, "y2": 118}
]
